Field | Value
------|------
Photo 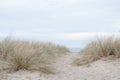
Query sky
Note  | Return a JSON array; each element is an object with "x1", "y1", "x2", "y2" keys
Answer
[{"x1": 0, "y1": 0, "x2": 120, "y2": 48}]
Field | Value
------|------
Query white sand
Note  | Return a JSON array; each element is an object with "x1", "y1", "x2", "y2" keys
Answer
[{"x1": 1, "y1": 53, "x2": 120, "y2": 80}]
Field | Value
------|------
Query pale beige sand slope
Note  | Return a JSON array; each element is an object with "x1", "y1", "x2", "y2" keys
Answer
[{"x1": 0, "y1": 53, "x2": 120, "y2": 80}]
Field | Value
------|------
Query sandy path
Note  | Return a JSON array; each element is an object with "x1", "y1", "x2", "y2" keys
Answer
[
  {"x1": 1, "y1": 53, "x2": 120, "y2": 80},
  {"x1": 44, "y1": 53, "x2": 120, "y2": 80}
]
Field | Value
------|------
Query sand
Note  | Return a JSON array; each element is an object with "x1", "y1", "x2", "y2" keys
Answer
[{"x1": 0, "y1": 53, "x2": 120, "y2": 80}]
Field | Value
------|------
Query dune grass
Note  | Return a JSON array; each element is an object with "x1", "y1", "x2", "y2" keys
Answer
[
  {"x1": 0, "y1": 37, "x2": 69, "y2": 73},
  {"x1": 73, "y1": 37, "x2": 120, "y2": 66}
]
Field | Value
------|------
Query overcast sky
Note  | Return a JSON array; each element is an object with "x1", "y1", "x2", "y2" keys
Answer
[{"x1": 0, "y1": 0, "x2": 120, "y2": 48}]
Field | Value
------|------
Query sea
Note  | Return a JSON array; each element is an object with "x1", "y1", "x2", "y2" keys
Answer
[{"x1": 69, "y1": 48, "x2": 81, "y2": 53}]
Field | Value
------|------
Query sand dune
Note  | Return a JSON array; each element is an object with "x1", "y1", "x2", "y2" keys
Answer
[{"x1": 0, "y1": 53, "x2": 120, "y2": 80}]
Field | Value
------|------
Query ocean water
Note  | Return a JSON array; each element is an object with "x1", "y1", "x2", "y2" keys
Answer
[{"x1": 69, "y1": 48, "x2": 81, "y2": 53}]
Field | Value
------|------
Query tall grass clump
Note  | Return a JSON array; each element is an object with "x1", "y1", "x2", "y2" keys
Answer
[
  {"x1": 73, "y1": 37, "x2": 120, "y2": 66},
  {"x1": 0, "y1": 37, "x2": 69, "y2": 73}
]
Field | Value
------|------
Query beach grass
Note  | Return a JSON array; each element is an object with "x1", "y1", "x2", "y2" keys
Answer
[
  {"x1": 73, "y1": 37, "x2": 120, "y2": 66},
  {"x1": 0, "y1": 37, "x2": 69, "y2": 73}
]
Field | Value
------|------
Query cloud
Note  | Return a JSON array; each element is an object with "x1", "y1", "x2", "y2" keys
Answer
[
  {"x1": 0, "y1": 0, "x2": 120, "y2": 48},
  {"x1": 62, "y1": 32, "x2": 120, "y2": 40},
  {"x1": 0, "y1": 0, "x2": 119, "y2": 33}
]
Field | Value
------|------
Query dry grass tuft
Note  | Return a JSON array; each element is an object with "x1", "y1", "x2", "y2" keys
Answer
[
  {"x1": 0, "y1": 37, "x2": 69, "y2": 73},
  {"x1": 73, "y1": 37, "x2": 120, "y2": 66}
]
